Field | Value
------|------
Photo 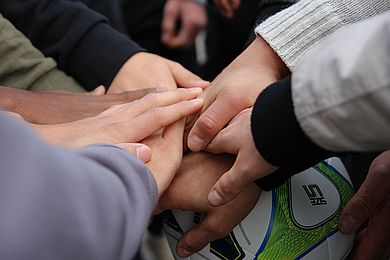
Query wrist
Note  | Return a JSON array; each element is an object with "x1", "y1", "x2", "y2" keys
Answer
[{"x1": 250, "y1": 36, "x2": 290, "y2": 81}]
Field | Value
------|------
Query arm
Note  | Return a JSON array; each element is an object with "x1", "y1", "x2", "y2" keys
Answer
[
  {"x1": 0, "y1": 0, "x2": 143, "y2": 90},
  {"x1": 255, "y1": 0, "x2": 390, "y2": 70},
  {"x1": 0, "y1": 112, "x2": 156, "y2": 260},
  {"x1": 187, "y1": 0, "x2": 390, "y2": 151},
  {"x1": 204, "y1": 12, "x2": 390, "y2": 206},
  {"x1": 0, "y1": 86, "x2": 157, "y2": 124}
]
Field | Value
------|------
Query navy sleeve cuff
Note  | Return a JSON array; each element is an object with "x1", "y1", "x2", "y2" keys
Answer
[{"x1": 251, "y1": 76, "x2": 338, "y2": 190}]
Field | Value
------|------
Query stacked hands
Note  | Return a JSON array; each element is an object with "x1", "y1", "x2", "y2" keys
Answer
[{"x1": 8, "y1": 37, "x2": 389, "y2": 260}]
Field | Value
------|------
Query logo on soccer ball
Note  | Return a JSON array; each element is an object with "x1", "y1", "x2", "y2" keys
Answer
[{"x1": 302, "y1": 184, "x2": 328, "y2": 206}]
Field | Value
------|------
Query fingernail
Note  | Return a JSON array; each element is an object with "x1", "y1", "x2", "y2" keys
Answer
[
  {"x1": 340, "y1": 214, "x2": 358, "y2": 234},
  {"x1": 178, "y1": 246, "x2": 192, "y2": 257},
  {"x1": 136, "y1": 146, "x2": 151, "y2": 162},
  {"x1": 190, "y1": 98, "x2": 204, "y2": 106},
  {"x1": 187, "y1": 87, "x2": 203, "y2": 94},
  {"x1": 189, "y1": 135, "x2": 205, "y2": 152},
  {"x1": 208, "y1": 189, "x2": 223, "y2": 206}
]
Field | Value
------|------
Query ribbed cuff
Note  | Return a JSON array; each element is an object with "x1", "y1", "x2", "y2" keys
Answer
[
  {"x1": 254, "y1": 0, "x2": 390, "y2": 70},
  {"x1": 251, "y1": 76, "x2": 336, "y2": 190}
]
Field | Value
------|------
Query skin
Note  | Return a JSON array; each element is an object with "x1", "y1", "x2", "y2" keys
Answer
[
  {"x1": 205, "y1": 108, "x2": 277, "y2": 206},
  {"x1": 213, "y1": 0, "x2": 241, "y2": 19},
  {"x1": 339, "y1": 149, "x2": 390, "y2": 260},
  {"x1": 157, "y1": 152, "x2": 261, "y2": 257},
  {"x1": 187, "y1": 36, "x2": 289, "y2": 152},
  {"x1": 0, "y1": 85, "x2": 158, "y2": 124},
  {"x1": 30, "y1": 88, "x2": 204, "y2": 160},
  {"x1": 108, "y1": 52, "x2": 209, "y2": 94},
  {"x1": 162, "y1": 0, "x2": 207, "y2": 49}
]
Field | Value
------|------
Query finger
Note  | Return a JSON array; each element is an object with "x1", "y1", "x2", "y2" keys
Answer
[
  {"x1": 230, "y1": 0, "x2": 240, "y2": 10},
  {"x1": 87, "y1": 85, "x2": 106, "y2": 96},
  {"x1": 352, "y1": 200, "x2": 390, "y2": 260},
  {"x1": 133, "y1": 87, "x2": 203, "y2": 115},
  {"x1": 176, "y1": 219, "x2": 225, "y2": 257},
  {"x1": 116, "y1": 88, "x2": 161, "y2": 102},
  {"x1": 206, "y1": 126, "x2": 237, "y2": 154},
  {"x1": 168, "y1": 61, "x2": 210, "y2": 89},
  {"x1": 208, "y1": 152, "x2": 256, "y2": 206},
  {"x1": 166, "y1": 15, "x2": 200, "y2": 48},
  {"x1": 339, "y1": 154, "x2": 390, "y2": 234},
  {"x1": 219, "y1": 0, "x2": 234, "y2": 18},
  {"x1": 115, "y1": 143, "x2": 151, "y2": 163},
  {"x1": 188, "y1": 95, "x2": 240, "y2": 152},
  {"x1": 128, "y1": 98, "x2": 204, "y2": 141},
  {"x1": 162, "y1": 1, "x2": 179, "y2": 45}
]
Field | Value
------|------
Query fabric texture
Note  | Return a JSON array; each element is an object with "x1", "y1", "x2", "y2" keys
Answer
[
  {"x1": 0, "y1": 0, "x2": 144, "y2": 90},
  {"x1": 0, "y1": 14, "x2": 84, "y2": 92},
  {"x1": 0, "y1": 112, "x2": 157, "y2": 260},
  {"x1": 255, "y1": 0, "x2": 390, "y2": 70}
]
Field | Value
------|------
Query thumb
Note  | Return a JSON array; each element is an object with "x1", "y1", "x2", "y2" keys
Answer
[
  {"x1": 115, "y1": 143, "x2": 151, "y2": 163},
  {"x1": 169, "y1": 61, "x2": 210, "y2": 89},
  {"x1": 207, "y1": 152, "x2": 253, "y2": 206},
  {"x1": 87, "y1": 85, "x2": 106, "y2": 96},
  {"x1": 339, "y1": 152, "x2": 390, "y2": 234}
]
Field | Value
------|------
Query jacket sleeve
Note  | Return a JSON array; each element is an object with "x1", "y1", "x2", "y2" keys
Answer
[
  {"x1": 0, "y1": 0, "x2": 144, "y2": 90},
  {"x1": 0, "y1": 113, "x2": 157, "y2": 260},
  {"x1": 252, "y1": 12, "x2": 390, "y2": 190},
  {"x1": 292, "y1": 12, "x2": 390, "y2": 152},
  {"x1": 255, "y1": 0, "x2": 390, "y2": 70}
]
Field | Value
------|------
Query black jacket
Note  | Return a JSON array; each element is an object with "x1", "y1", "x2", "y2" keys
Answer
[{"x1": 0, "y1": 0, "x2": 143, "y2": 90}]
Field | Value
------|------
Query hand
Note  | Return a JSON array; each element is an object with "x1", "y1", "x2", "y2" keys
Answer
[
  {"x1": 108, "y1": 52, "x2": 209, "y2": 93},
  {"x1": 187, "y1": 36, "x2": 289, "y2": 152},
  {"x1": 339, "y1": 150, "x2": 390, "y2": 260},
  {"x1": 157, "y1": 152, "x2": 261, "y2": 257},
  {"x1": 213, "y1": 0, "x2": 240, "y2": 19},
  {"x1": 143, "y1": 118, "x2": 186, "y2": 197},
  {"x1": 0, "y1": 85, "x2": 157, "y2": 124},
  {"x1": 162, "y1": 0, "x2": 207, "y2": 48},
  {"x1": 33, "y1": 88, "x2": 204, "y2": 150},
  {"x1": 205, "y1": 108, "x2": 277, "y2": 206}
]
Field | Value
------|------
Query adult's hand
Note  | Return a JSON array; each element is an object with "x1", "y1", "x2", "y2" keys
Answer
[
  {"x1": 143, "y1": 118, "x2": 186, "y2": 197},
  {"x1": 0, "y1": 85, "x2": 158, "y2": 124},
  {"x1": 33, "y1": 88, "x2": 204, "y2": 151},
  {"x1": 205, "y1": 108, "x2": 277, "y2": 206},
  {"x1": 108, "y1": 52, "x2": 209, "y2": 93},
  {"x1": 213, "y1": 0, "x2": 240, "y2": 19},
  {"x1": 162, "y1": 0, "x2": 207, "y2": 49},
  {"x1": 157, "y1": 152, "x2": 261, "y2": 257},
  {"x1": 187, "y1": 36, "x2": 289, "y2": 152},
  {"x1": 339, "y1": 150, "x2": 390, "y2": 260}
]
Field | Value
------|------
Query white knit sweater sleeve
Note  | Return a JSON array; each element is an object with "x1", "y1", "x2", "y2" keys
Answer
[{"x1": 255, "y1": 0, "x2": 390, "y2": 70}]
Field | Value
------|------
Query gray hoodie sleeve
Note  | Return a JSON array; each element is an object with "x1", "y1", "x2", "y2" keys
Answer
[{"x1": 0, "y1": 113, "x2": 157, "y2": 260}]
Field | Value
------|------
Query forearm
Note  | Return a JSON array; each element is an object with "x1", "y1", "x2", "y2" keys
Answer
[
  {"x1": 255, "y1": 0, "x2": 390, "y2": 70},
  {"x1": 0, "y1": 113, "x2": 157, "y2": 260}
]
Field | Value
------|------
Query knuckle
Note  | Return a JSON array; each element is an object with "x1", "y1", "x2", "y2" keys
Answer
[
  {"x1": 198, "y1": 114, "x2": 219, "y2": 133},
  {"x1": 182, "y1": 236, "x2": 202, "y2": 252},
  {"x1": 217, "y1": 178, "x2": 234, "y2": 197},
  {"x1": 348, "y1": 195, "x2": 371, "y2": 216},
  {"x1": 204, "y1": 221, "x2": 229, "y2": 238},
  {"x1": 141, "y1": 93, "x2": 158, "y2": 106}
]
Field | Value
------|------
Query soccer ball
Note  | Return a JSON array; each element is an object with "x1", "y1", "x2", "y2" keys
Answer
[{"x1": 164, "y1": 157, "x2": 356, "y2": 260}]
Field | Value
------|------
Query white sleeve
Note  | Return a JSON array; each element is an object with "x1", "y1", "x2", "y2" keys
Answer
[
  {"x1": 292, "y1": 12, "x2": 390, "y2": 152},
  {"x1": 255, "y1": 0, "x2": 390, "y2": 70}
]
